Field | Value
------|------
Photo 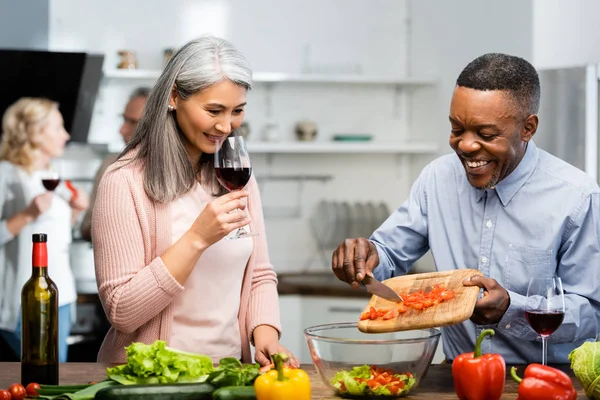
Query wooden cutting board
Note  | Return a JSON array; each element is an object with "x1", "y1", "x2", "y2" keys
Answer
[{"x1": 357, "y1": 269, "x2": 482, "y2": 333}]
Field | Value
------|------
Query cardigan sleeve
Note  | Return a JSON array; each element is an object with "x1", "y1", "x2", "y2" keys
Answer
[
  {"x1": 244, "y1": 176, "x2": 282, "y2": 339},
  {"x1": 92, "y1": 166, "x2": 183, "y2": 334}
]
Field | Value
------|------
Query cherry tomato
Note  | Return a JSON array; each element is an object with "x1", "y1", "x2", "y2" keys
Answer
[
  {"x1": 0, "y1": 389, "x2": 11, "y2": 400},
  {"x1": 26, "y1": 382, "x2": 41, "y2": 396},
  {"x1": 9, "y1": 383, "x2": 26, "y2": 400}
]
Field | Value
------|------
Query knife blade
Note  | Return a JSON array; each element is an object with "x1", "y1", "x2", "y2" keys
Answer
[{"x1": 362, "y1": 275, "x2": 403, "y2": 302}]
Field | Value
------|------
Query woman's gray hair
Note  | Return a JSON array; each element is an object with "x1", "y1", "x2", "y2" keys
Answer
[{"x1": 120, "y1": 35, "x2": 253, "y2": 203}]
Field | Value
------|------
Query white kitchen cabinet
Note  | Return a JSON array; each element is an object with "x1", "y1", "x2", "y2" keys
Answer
[
  {"x1": 277, "y1": 295, "x2": 304, "y2": 362},
  {"x1": 278, "y1": 294, "x2": 445, "y2": 365},
  {"x1": 279, "y1": 295, "x2": 366, "y2": 364}
]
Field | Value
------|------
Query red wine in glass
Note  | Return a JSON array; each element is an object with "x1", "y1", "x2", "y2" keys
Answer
[
  {"x1": 42, "y1": 178, "x2": 61, "y2": 191},
  {"x1": 525, "y1": 310, "x2": 565, "y2": 336},
  {"x1": 41, "y1": 170, "x2": 61, "y2": 191},
  {"x1": 214, "y1": 133, "x2": 257, "y2": 239},
  {"x1": 215, "y1": 167, "x2": 252, "y2": 191},
  {"x1": 525, "y1": 276, "x2": 565, "y2": 365}
]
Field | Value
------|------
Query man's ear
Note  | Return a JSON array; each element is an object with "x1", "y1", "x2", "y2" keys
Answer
[{"x1": 521, "y1": 114, "x2": 538, "y2": 142}]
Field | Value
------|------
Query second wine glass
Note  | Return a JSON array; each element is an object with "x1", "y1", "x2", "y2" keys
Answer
[
  {"x1": 525, "y1": 276, "x2": 565, "y2": 365},
  {"x1": 214, "y1": 133, "x2": 257, "y2": 239},
  {"x1": 41, "y1": 170, "x2": 60, "y2": 191}
]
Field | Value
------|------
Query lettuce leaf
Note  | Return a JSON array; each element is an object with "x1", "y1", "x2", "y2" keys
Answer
[
  {"x1": 331, "y1": 369, "x2": 369, "y2": 395},
  {"x1": 106, "y1": 340, "x2": 214, "y2": 384},
  {"x1": 330, "y1": 365, "x2": 416, "y2": 397},
  {"x1": 206, "y1": 358, "x2": 261, "y2": 388}
]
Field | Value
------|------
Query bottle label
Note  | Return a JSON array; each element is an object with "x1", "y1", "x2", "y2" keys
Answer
[{"x1": 32, "y1": 243, "x2": 48, "y2": 268}]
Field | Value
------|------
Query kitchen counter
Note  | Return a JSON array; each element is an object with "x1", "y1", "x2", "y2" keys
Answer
[
  {"x1": 0, "y1": 362, "x2": 587, "y2": 399},
  {"x1": 277, "y1": 272, "x2": 370, "y2": 298}
]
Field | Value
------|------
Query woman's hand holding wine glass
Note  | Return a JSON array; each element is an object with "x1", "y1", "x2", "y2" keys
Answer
[
  {"x1": 525, "y1": 276, "x2": 566, "y2": 365},
  {"x1": 189, "y1": 190, "x2": 251, "y2": 248}
]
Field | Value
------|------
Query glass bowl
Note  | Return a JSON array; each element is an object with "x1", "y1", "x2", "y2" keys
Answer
[{"x1": 304, "y1": 323, "x2": 441, "y2": 398}]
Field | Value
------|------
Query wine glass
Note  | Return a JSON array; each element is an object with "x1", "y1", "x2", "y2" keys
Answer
[
  {"x1": 525, "y1": 277, "x2": 565, "y2": 365},
  {"x1": 214, "y1": 133, "x2": 257, "y2": 240},
  {"x1": 40, "y1": 167, "x2": 60, "y2": 191}
]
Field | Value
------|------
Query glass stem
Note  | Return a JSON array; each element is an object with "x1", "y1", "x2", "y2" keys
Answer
[{"x1": 541, "y1": 335, "x2": 548, "y2": 365}]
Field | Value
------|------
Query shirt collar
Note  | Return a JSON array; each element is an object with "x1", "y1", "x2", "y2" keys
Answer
[{"x1": 474, "y1": 140, "x2": 539, "y2": 206}]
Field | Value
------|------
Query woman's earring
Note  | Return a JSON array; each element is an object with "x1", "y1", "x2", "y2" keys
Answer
[{"x1": 167, "y1": 105, "x2": 174, "y2": 112}]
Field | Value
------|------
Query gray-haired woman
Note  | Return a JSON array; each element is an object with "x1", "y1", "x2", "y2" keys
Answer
[{"x1": 91, "y1": 35, "x2": 297, "y2": 367}]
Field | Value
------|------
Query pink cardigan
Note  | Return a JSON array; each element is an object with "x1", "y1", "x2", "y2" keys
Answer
[{"x1": 91, "y1": 152, "x2": 281, "y2": 363}]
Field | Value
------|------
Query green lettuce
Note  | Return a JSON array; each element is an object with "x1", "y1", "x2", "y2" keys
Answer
[
  {"x1": 107, "y1": 340, "x2": 214, "y2": 384},
  {"x1": 332, "y1": 365, "x2": 370, "y2": 395},
  {"x1": 330, "y1": 365, "x2": 416, "y2": 397},
  {"x1": 206, "y1": 358, "x2": 261, "y2": 387},
  {"x1": 569, "y1": 341, "x2": 600, "y2": 399}
]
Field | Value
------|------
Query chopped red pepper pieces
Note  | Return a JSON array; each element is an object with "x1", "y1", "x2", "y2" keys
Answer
[{"x1": 359, "y1": 284, "x2": 456, "y2": 321}]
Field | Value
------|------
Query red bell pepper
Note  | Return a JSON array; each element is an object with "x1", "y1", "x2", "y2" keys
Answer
[
  {"x1": 510, "y1": 364, "x2": 576, "y2": 400},
  {"x1": 452, "y1": 328, "x2": 505, "y2": 400},
  {"x1": 65, "y1": 180, "x2": 78, "y2": 200}
]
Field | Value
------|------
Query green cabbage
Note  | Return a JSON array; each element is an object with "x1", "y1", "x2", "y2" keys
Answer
[{"x1": 568, "y1": 341, "x2": 600, "y2": 399}]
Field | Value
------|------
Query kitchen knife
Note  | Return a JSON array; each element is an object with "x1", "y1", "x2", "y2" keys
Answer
[{"x1": 362, "y1": 275, "x2": 403, "y2": 302}]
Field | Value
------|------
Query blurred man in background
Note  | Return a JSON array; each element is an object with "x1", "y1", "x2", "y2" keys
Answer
[{"x1": 80, "y1": 87, "x2": 150, "y2": 241}]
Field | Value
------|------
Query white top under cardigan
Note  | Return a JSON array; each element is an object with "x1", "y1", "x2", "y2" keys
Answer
[{"x1": 169, "y1": 181, "x2": 252, "y2": 362}]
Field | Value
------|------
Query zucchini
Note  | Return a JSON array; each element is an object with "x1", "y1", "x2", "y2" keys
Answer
[
  {"x1": 94, "y1": 382, "x2": 216, "y2": 400},
  {"x1": 212, "y1": 386, "x2": 256, "y2": 400},
  {"x1": 38, "y1": 383, "x2": 93, "y2": 395}
]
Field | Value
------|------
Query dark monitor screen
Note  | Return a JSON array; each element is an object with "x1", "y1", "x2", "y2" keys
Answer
[{"x1": 0, "y1": 49, "x2": 104, "y2": 143}]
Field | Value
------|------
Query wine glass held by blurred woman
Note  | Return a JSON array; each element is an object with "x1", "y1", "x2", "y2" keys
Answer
[
  {"x1": 91, "y1": 35, "x2": 298, "y2": 367},
  {"x1": 0, "y1": 97, "x2": 89, "y2": 362}
]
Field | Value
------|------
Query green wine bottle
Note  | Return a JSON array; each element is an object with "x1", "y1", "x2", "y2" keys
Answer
[{"x1": 21, "y1": 233, "x2": 59, "y2": 385}]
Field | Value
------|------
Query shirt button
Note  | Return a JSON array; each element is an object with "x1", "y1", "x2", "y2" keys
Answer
[
  {"x1": 505, "y1": 324, "x2": 511, "y2": 329},
  {"x1": 486, "y1": 220, "x2": 493, "y2": 228},
  {"x1": 481, "y1": 256, "x2": 488, "y2": 264}
]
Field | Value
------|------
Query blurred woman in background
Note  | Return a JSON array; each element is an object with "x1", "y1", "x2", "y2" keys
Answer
[
  {"x1": 92, "y1": 35, "x2": 297, "y2": 366},
  {"x1": 0, "y1": 97, "x2": 89, "y2": 362}
]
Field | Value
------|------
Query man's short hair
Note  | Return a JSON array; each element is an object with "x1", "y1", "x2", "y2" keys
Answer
[
  {"x1": 129, "y1": 87, "x2": 151, "y2": 101},
  {"x1": 456, "y1": 53, "x2": 541, "y2": 117}
]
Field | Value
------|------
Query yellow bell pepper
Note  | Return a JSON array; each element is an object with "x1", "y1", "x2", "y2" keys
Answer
[{"x1": 254, "y1": 353, "x2": 311, "y2": 400}]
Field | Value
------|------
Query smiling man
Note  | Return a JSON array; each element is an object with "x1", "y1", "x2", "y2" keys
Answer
[{"x1": 332, "y1": 53, "x2": 600, "y2": 364}]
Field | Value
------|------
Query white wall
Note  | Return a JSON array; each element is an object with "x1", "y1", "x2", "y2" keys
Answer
[
  {"x1": 49, "y1": 0, "x2": 438, "y2": 272},
  {"x1": 533, "y1": 0, "x2": 600, "y2": 69},
  {"x1": 0, "y1": 0, "x2": 49, "y2": 50},
  {"x1": 410, "y1": 0, "x2": 534, "y2": 154}
]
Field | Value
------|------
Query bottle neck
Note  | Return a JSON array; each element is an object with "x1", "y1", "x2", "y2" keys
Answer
[{"x1": 32, "y1": 242, "x2": 48, "y2": 277}]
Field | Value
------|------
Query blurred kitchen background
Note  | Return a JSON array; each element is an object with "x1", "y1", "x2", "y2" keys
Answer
[{"x1": 1, "y1": 0, "x2": 599, "y2": 363}]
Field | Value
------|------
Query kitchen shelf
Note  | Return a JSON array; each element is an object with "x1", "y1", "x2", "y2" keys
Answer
[
  {"x1": 255, "y1": 174, "x2": 332, "y2": 182},
  {"x1": 103, "y1": 69, "x2": 162, "y2": 79},
  {"x1": 103, "y1": 69, "x2": 436, "y2": 86},
  {"x1": 252, "y1": 72, "x2": 435, "y2": 85},
  {"x1": 246, "y1": 141, "x2": 438, "y2": 154}
]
